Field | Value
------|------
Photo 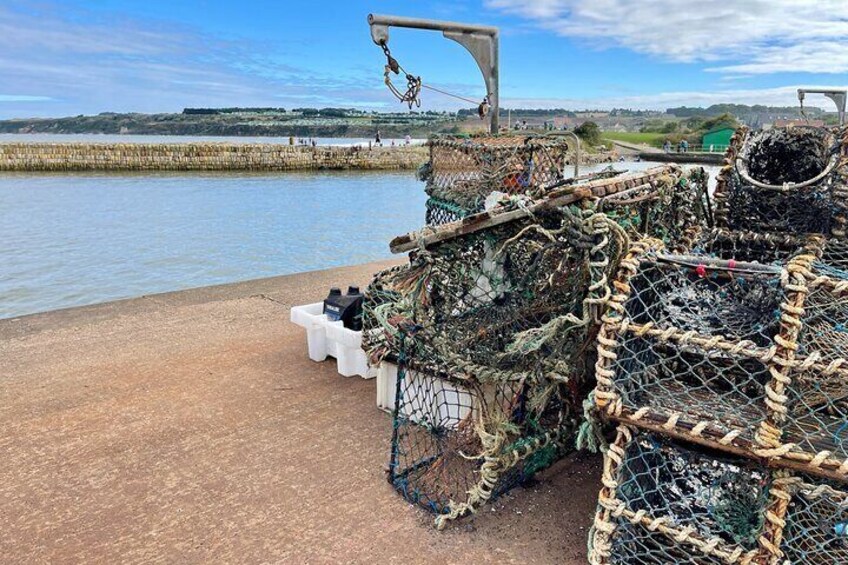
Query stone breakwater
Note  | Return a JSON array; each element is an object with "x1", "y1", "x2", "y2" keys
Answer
[{"x1": 0, "y1": 143, "x2": 430, "y2": 172}]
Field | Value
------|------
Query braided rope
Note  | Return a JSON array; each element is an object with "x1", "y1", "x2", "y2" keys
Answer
[
  {"x1": 590, "y1": 425, "x2": 773, "y2": 564},
  {"x1": 434, "y1": 425, "x2": 570, "y2": 529},
  {"x1": 594, "y1": 233, "x2": 848, "y2": 481}
]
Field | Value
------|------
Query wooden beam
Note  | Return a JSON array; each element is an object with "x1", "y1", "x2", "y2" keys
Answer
[{"x1": 390, "y1": 165, "x2": 680, "y2": 254}]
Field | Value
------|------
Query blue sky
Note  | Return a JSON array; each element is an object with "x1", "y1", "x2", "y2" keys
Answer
[{"x1": 1, "y1": 0, "x2": 847, "y2": 118}]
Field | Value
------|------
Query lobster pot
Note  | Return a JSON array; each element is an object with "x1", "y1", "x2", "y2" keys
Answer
[
  {"x1": 364, "y1": 165, "x2": 709, "y2": 527},
  {"x1": 596, "y1": 240, "x2": 788, "y2": 445},
  {"x1": 596, "y1": 235, "x2": 848, "y2": 482},
  {"x1": 714, "y1": 126, "x2": 848, "y2": 237},
  {"x1": 407, "y1": 170, "x2": 709, "y2": 377},
  {"x1": 591, "y1": 427, "x2": 848, "y2": 564},
  {"x1": 590, "y1": 427, "x2": 774, "y2": 565},
  {"x1": 422, "y1": 135, "x2": 573, "y2": 221},
  {"x1": 389, "y1": 362, "x2": 570, "y2": 521},
  {"x1": 362, "y1": 165, "x2": 706, "y2": 367},
  {"x1": 422, "y1": 164, "x2": 638, "y2": 227},
  {"x1": 779, "y1": 476, "x2": 848, "y2": 564},
  {"x1": 417, "y1": 207, "x2": 596, "y2": 376},
  {"x1": 361, "y1": 205, "x2": 615, "y2": 395}
]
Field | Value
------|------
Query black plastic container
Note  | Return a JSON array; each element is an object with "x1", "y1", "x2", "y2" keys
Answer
[{"x1": 323, "y1": 286, "x2": 364, "y2": 330}]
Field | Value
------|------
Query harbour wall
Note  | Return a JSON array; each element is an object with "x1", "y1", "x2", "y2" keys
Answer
[
  {"x1": 0, "y1": 142, "x2": 620, "y2": 172},
  {"x1": 0, "y1": 143, "x2": 430, "y2": 172}
]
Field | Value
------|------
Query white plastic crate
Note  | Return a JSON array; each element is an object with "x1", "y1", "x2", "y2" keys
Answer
[
  {"x1": 376, "y1": 362, "x2": 400, "y2": 412},
  {"x1": 290, "y1": 302, "x2": 331, "y2": 362},
  {"x1": 290, "y1": 302, "x2": 373, "y2": 379},
  {"x1": 376, "y1": 361, "x2": 473, "y2": 428},
  {"x1": 324, "y1": 320, "x2": 372, "y2": 379}
]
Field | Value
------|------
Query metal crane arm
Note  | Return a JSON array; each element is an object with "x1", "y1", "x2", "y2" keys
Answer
[{"x1": 368, "y1": 13, "x2": 500, "y2": 134}]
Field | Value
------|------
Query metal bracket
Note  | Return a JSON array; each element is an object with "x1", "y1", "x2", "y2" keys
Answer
[
  {"x1": 368, "y1": 13, "x2": 499, "y2": 134},
  {"x1": 369, "y1": 22, "x2": 389, "y2": 46},
  {"x1": 798, "y1": 88, "x2": 847, "y2": 126}
]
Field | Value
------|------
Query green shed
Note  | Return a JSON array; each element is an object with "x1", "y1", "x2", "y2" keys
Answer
[{"x1": 702, "y1": 126, "x2": 735, "y2": 152}]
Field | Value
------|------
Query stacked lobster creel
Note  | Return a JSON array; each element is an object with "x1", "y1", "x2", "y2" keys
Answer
[
  {"x1": 714, "y1": 125, "x2": 848, "y2": 237},
  {"x1": 590, "y1": 125, "x2": 848, "y2": 564},
  {"x1": 419, "y1": 134, "x2": 626, "y2": 226},
  {"x1": 591, "y1": 425, "x2": 848, "y2": 565},
  {"x1": 362, "y1": 163, "x2": 710, "y2": 529}
]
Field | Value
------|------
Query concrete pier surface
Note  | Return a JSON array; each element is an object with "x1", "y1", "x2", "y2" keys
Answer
[{"x1": 0, "y1": 260, "x2": 600, "y2": 564}]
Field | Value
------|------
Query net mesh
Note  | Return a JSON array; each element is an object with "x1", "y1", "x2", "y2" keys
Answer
[
  {"x1": 590, "y1": 426, "x2": 848, "y2": 565},
  {"x1": 423, "y1": 135, "x2": 575, "y2": 213},
  {"x1": 425, "y1": 197, "x2": 468, "y2": 226},
  {"x1": 595, "y1": 231, "x2": 848, "y2": 481},
  {"x1": 590, "y1": 427, "x2": 771, "y2": 564},
  {"x1": 389, "y1": 364, "x2": 570, "y2": 518},
  {"x1": 714, "y1": 126, "x2": 848, "y2": 237},
  {"x1": 779, "y1": 476, "x2": 848, "y2": 564},
  {"x1": 605, "y1": 521, "x2": 725, "y2": 565}
]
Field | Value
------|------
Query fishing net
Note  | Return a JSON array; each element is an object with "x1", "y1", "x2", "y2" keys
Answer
[
  {"x1": 714, "y1": 126, "x2": 848, "y2": 237},
  {"x1": 424, "y1": 196, "x2": 468, "y2": 226},
  {"x1": 590, "y1": 426, "x2": 848, "y2": 565},
  {"x1": 595, "y1": 233, "x2": 848, "y2": 481},
  {"x1": 778, "y1": 475, "x2": 848, "y2": 564}
]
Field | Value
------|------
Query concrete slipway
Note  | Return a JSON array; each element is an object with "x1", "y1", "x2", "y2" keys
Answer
[{"x1": 0, "y1": 259, "x2": 601, "y2": 564}]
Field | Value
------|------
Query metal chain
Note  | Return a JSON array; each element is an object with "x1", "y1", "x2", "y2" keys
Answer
[
  {"x1": 380, "y1": 41, "x2": 422, "y2": 109},
  {"x1": 378, "y1": 41, "x2": 489, "y2": 117}
]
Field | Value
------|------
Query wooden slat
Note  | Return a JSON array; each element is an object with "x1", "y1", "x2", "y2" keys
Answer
[{"x1": 390, "y1": 165, "x2": 680, "y2": 254}]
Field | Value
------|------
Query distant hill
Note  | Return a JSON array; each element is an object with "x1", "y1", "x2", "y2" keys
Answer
[
  {"x1": 665, "y1": 104, "x2": 825, "y2": 118},
  {"x1": 0, "y1": 103, "x2": 835, "y2": 138},
  {"x1": 0, "y1": 108, "x2": 460, "y2": 137}
]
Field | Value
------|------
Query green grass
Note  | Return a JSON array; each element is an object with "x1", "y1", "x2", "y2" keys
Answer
[{"x1": 600, "y1": 131, "x2": 666, "y2": 146}]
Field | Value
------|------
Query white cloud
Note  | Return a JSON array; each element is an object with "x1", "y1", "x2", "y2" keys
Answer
[
  {"x1": 487, "y1": 0, "x2": 848, "y2": 73},
  {"x1": 709, "y1": 41, "x2": 848, "y2": 74},
  {"x1": 502, "y1": 84, "x2": 848, "y2": 111},
  {"x1": 0, "y1": 3, "x2": 393, "y2": 118}
]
